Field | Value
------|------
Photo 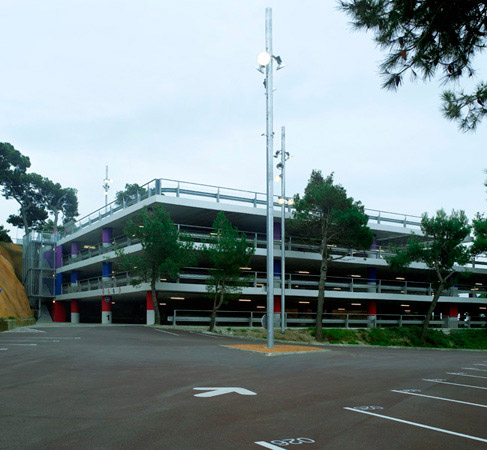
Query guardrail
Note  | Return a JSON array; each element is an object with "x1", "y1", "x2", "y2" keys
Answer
[
  {"x1": 169, "y1": 310, "x2": 487, "y2": 329},
  {"x1": 58, "y1": 177, "x2": 424, "y2": 239},
  {"x1": 60, "y1": 267, "x2": 487, "y2": 299},
  {"x1": 61, "y1": 227, "x2": 396, "y2": 268},
  {"x1": 59, "y1": 220, "x2": 487, "y2": 270}
]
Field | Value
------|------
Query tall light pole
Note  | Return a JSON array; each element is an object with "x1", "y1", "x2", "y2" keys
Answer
[
  {"x1": 264, "y1": 7, "x2": 274, "y2": 349},
  {"x1": 275, "y1": 127, "x2": 292, "y2": 334},
  {"x1": 257, "y1": 7, "x2": 284, "y2": 349}
]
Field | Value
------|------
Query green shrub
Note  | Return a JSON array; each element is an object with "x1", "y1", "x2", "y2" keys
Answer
[
  {"x1": 450, "y1": 329, "x2": 487, "y2": 349},
  {"x1": 296, "y1": 326, "x2": 487, "y2": 349},
  {"x1": 322, "y1": 329, "x2": 358, "y2": 343}
]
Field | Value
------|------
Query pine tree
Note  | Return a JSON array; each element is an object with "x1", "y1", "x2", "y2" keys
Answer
[
  {"x1": 340, "y1": 0, "x2": 487, "y2": 131},
  {"x1": 386, "y1": 209, "x2": 471, "y2": 339},
  {"x1": 204, "y1": 212, "x2": 255, "y2": 332},
  {"x1": 291, "y1": 171, "x2": 374, "y2": 341},
  {"x1": 117, "y1": 205, "x2": 195, "y2": 325}
]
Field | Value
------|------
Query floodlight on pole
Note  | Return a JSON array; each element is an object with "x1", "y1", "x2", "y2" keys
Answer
[{"x1": 257, "y1": 51, "x2": 271, "y2": 66}]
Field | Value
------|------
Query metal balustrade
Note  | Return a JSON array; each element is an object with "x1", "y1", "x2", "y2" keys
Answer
[
  {"x1": 59, "y1": 177, "x2": 424, "y2": 239},
  {"x1": 61, "y1": 230, "x2": 397, "y2": 269},
  {"x1": 60, "y1": 267, "x2": 487, "y2": 299},
  {"x1": 169, "y1": 309, "x2": 487, "y2": 329},
  {"x1": 60, "y1": 221, "x2": 487, "y2": 270}
]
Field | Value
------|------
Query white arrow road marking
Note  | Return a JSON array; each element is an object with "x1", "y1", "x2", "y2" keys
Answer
[{"x1": 193, "y1": 387, "x2": 257, "y2": 398}]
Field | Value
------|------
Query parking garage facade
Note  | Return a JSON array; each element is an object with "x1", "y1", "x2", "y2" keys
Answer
[{"x1": 23, "y1": 178, "x2": 487, "y2": 328}]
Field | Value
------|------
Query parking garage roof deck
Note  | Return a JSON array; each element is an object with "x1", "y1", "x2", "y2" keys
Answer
[{"x1": 59, "y1": 177, "x2": 424, "y2": 241}]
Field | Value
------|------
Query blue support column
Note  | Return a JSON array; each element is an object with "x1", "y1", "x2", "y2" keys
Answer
[
  {"x1": 102, "y1": 262, "x2": 112, "y2": 282},
  {"x1": 71, "y1": 270, "x2": 80, "y2": 285}
]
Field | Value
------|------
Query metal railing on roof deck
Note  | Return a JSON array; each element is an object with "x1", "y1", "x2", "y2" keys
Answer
[
  {"x1": 58, "y1": 178, "x2": 424, "y2": 239},
  {"x1": 60, "y1": 267, "x2": 487, "y2": 299}
]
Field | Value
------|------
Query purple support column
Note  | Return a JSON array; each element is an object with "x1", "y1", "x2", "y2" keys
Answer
[
  {"x1": 368, "y1": 234, "x2": 378, "y2": 294},
  {"x1": 370, "y1": 233, "x2": 378, "y2": 258},
  {"x1": 273, "y1": 221, "x2": 282, "y2": 316},
  {"x1": 273, "y1": 221, "x2": 281, "y2": 278},
  {"x1": 71, "y1": 241, "x2": 80, "y2": 259},
  {"x1": 102, "y1": 227, "x2": 113, "y2": 248},
  {"x1": 55, "y1": 245, "x2": 63, "y2": 296},
  {"x1": 273, "y1": 220, "x2": 281, "y2": 241}
]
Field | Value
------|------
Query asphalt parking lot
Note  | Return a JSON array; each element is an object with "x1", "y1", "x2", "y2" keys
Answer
[{"x1": 1, "y1": 325, "x2": 487, "y2": 450}]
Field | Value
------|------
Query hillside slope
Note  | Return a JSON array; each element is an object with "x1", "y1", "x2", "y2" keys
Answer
[
  {"x1": 0, "y1": 243, "x2": 33, "y2": 319},
  {"x1": 0, "y1": 242, "x2": 22, "y2": 280}
]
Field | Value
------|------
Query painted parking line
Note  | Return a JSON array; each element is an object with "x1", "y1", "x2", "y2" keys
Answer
[
  {"x1": 473, "y1": 363, "x2": 487, "y2": 366},
  {"x1": 423, "y1": 379, "x2": 487, "y2": 390},
  {"x1": 188, "y1": 331, "x2": 219, "y2": 339},
  {"x1": 5, "y1": 328, "x2": 46, "y2": 333},
  {"x1": 5, "y1": 344, "x2": 37, "y2": 347},
  {"x1": 391, "y1": 390, "x2": 487, "y2": 408},
  {"x1": 0, "y1": 340, "x2": 60, "y2": 343},
  {"x1": 0, "y1": 348, "x2": 7, "y2": 351},
  {"x1": 462, "y1": 367, "x2": 487, "y2": 372},
  {"x1": 153, "y1": 329, "x2": 179, "y2": 336},
  {"x1": 254, "y1": 442, "x2": 285, "y2": 449},
  {"x1": 0, "y1": 337, "x2": 80, "y2": 340},
  {"x1": 344, "y1": 407, "x2": 487, "y2": 443},
  {"x1": 447, "y1": 372, "x2": 487, "y2": 380}
]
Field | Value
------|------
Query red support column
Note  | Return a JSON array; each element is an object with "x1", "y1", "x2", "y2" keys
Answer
[
  {"x1": 448, "y1": 304, "x2": 459, "y2": 318},
  {"x1": 71, "y1": 299, "x2": 80, "y2": 324},
  {"x1": 102, "y1": 296, "x2": 112, "y2": 324},
  {"x1": 146, "y1": 291, "x2": 155, "y2": 325},
  {"x1": 53, "y1": 301, "x2": 66, "y2": 322},
  {"x1": 273, "y1": 295, "x2": 281, "y2": 313},
  {"x1": 446, "y1": 303, "x2": 459, "y2": 329},
  {"x1": 367, "y1": 301, "x2": 377, "y2": 316},
  {"x1": 367, "y1": 300, "x2": 377, "y2": 328}
]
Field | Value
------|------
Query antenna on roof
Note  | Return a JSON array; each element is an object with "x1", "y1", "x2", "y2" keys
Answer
[{"x1": 103, "y1": 165, "x2": 112, "y2": 209}]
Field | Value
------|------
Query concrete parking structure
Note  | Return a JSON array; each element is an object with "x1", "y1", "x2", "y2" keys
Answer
[{"x1": 22, "y1": 178, "x2": 487, "y2": 326}]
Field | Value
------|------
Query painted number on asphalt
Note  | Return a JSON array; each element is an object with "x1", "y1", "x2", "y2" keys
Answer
[
  {"x1": 351, "y1": 406, "x2": 383, "y2": 411},
  {"x1": 255, "y1": 438, "x2": 314, "y2": 449}
]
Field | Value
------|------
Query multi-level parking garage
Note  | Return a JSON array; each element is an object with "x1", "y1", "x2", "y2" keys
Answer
[{"x1": 23, "y1": 178, "x2": 487, "y2": 327}]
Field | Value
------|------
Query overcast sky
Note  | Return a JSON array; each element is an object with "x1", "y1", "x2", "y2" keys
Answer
[{"x1": 1, "y1": 0, "x2": 486, "y2": 240}]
